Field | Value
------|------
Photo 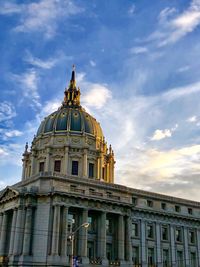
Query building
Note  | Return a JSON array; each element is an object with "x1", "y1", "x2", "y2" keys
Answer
[{"x1": 0, "y1": 68, "x2": 200, "y2": 267}]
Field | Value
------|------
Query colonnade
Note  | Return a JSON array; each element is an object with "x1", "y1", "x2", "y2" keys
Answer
[{"x1": 0, "y1": 205, "x2": 34, "y2": 258}]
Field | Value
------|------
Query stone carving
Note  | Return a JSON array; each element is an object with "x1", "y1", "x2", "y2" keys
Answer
[{"x1": 0, "y1": 187, "x2": 19, "y2": 203}]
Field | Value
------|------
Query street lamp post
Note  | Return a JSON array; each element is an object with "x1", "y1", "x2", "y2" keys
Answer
[{"x1": 68, "y1": 222, "x2": 90, "y2": 267}]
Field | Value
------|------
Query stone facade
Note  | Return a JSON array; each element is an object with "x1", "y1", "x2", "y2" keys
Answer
[{"x1": 0, "y1": 69, "x2": 200, "y2": 267}]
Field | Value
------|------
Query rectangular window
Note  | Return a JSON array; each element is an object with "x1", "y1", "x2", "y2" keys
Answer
[
  {"x1": 102, "y1": 167, "x2": 105, "y2": 180},
  {"x1": 132, "y1": 197, "x2": 137, "y2": 205},
  {"x1": 147, "y1": 224, "x2": 154, "y2": 239},
  {"x1": 162, "y1": 226, "x2": 168, "y2": 241},
  {"x1": 147, "y1": 200, "x2": 153, "y2": 207},
  {"x1": 106, "y1": 219, "x2": 112, "y2": 234},
  {"x1": 131, "y1": 222, "x2": 139, "y2": 237},
  {"x1": 175, "y1": 205, "x2": 181, "y2": 212},
  {"x1": 190, "y1": 252, "x2": 196, "y2": 267},
  {"x1": 176, "y1": 228, "x2": 182, "y2": 242},
  {"x1": 39, "y1": 162, "x2": 44, "y2": 172},
  {"x1": 161, "y1": 202, "x2": 166, "y2": 210},
  {"x1": 72, "y1": 160, "x2": 78, "y2": 175},
  {"x1": 163, "y1": 249, "x2": 169, "y2": 267},
  {"x1": 132, "y1": 246, "x2": 139, "y2": 265},
  {"x1": 89, "y1": 163, "x2": 94, "y2": 178},
  {"x1": 54, "y1": 160, "x2": 61, "y2": 172},
  {"x1": 177, "y1": 251, "x2": 183, "y2": 267},
  {"x1": 188, "y1": 208, "x2": 193, "y2": 215},
  {"x1": 189, "y1": 230, "x2": 195, "y2": 244},
  {"x1": 148, "y1": 248, "x2": 155, "y2": 266},
  {"x1": 88, "y1": 215, "x2": 96, "y2": 232}
]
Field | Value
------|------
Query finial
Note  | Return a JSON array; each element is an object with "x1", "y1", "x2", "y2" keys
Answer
[
  {"x1": 71, "y1": 64, "x2": 76, "y2": 83},
  {"x1": 25, "y1": 142, "x2": 28, "y2": 152}
]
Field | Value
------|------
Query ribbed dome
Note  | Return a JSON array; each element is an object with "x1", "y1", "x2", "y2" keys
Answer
[{"x1": 36, "y1": 106, "x2": 103, "y2": 139}]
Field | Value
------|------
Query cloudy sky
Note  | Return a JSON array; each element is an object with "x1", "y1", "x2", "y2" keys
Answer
[{"x1": 1, "y1": 0, "x2": 200, "y2": 201}]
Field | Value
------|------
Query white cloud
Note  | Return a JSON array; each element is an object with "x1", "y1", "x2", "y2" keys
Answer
[
  {"x1": 82, "y1": 84, "x2": 112, "y2": 109},
  {"x1": 24, "y1": 52, "x2": 58, "y2": 69},
  {"x1": 177, "y1": 65, "x2": 190, "y2": 72},
  {"x1": 0, "y1": 147, "x2": 9, "y2": 157},
  {"x1": 0, "y1": 0, "x2": 83, "y2": 38},
  {"x1": 12, "y1": 69, "x2": 41, "y2": 109},
  {"x1": 4, "y1": 130, "x2": 23, "y2": 138},
  {"x1": 187, "y1": 116, "x2": 197, "y2": 122},
  {"x1": 151, "y1": 129, "x2": 172, "y2": 141},
  {"x1": 158, "y1": 7, "x2": 177, "y2": 23},
  {"x1": 130, "y1": 46, "x2": 148, "y2": 54},
  {"x1": 90, "y1": 60, "x2": 96, "y2": 67},
  {"x1": 0, "y1": 102, "x2": 16, "y2": 122}
]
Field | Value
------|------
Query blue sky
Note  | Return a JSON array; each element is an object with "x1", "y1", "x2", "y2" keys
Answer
[{"x1": 1, "y1": 0, "x2": 200, "y2": 200}]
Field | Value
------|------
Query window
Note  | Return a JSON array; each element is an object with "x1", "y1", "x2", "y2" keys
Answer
[
  {"x1": 162, "y1": 226, "x2": 168, "y2": 241},
  {"x1": 88, "y1": 215, "x2": 96, "y2": 232},
  {"x1": 190, "y1": 252, "x2": 196, "y2": 267},
  {"x1": 175, "y1": 228, "x2": 182, "y2": 242},
  {"x1": 106, "y1": 219, "x2": 112, "y2": 234},
  {"x1": 161, "y1": 202, "x2": 166, "y2": 210},
  {"x1": 147, "y1": 200, "x2": 153, "y2": 207},
  {"x1": 102, "y1": 167, "x2": 105, "y2": 180},
  {"x1": 177, "y1": 251, "x2": 183, "y2": 267},
  {"x1": 189, "y1": 230, "x2": 195, "y2": 244},
  {"x1": 188, "y1": 208, "x2": 193, "y2": 215},
  {"x1": 131, "y1": 223, "x2": 139, "y2": 237},
  {"x1": 39, "y1": 162, "x2": 44, "y2": 172},
  {"x1": 87, "y1": 241, "x2": 94, "y2": 259},
  {"x1": 147, "y1": 224, "x2": 154, "y2": 239},
  {"x1": 175, "y1": 205, "x2": 181, "y2": 212},
  {"x1": 132, "y1": 246, "x2": 139, "y2": 265},
  {"x1": 54, "y1": 160, "x2": 61, "y2": 172},
  {"x1": 148, "y1": 248, "x2": 155, "y2": 266},
  {"x1": 89, "y1": 163, "x2": 94, "y2": 178},
  {"x1": 163, "y1": 249, "x2": 169, "y2": 267},
  {"x1": 72, "y1": 160, "x2": 78, "y2": 175},
  {"x1": 132, "y1": 197, "x2": 137, "y2": 205}
]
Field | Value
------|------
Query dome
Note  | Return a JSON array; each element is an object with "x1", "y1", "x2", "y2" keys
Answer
[
  {"x1": 36, "y1": 106, "x2": 103, "y2": 138},
  {"x1": 36, "y1": 66, "x2": 104, "y2": 139}
]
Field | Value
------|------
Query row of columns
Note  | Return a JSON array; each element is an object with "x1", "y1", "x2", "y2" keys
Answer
[
  {"x1": 49, "y1": 206, "x2": 132, "y2": 264},
  {"x1": 140, "y1": 221, "x2": 197, "y2": 267},
  {"x1": 0, "y1": 206, "x2": 34, "y2": 257}
]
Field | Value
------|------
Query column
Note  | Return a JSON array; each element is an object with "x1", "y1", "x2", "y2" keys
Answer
[
  {"x1": 30, "y1": 153, "x2": 36, "y2": 176},
  {"x1": 99, "y1": 154, "x2": 103, "y2": 180},
  {"x1": 125, "y1": 216, "x2": 132, "y2": 262},
  {"x1": 170, "y1": 225, "x2": 176, "y2": 267},
  {"x1": 13, "y1": 207, "x2": 25, "y2": 255},
  {"x1": 83, "y1": 149, "x2": 88, "y2": 178},
  {"x1": 51, "y1": 205, "x2": 61, "y2": 255},
  {"x1": 197, "y1": 229, "x2": 200, "y2": 267},
  {"x1": 0, "y1": 212, "x2": 8, "y2": 255},
  {"x1": 97, "y1": 157, "x2": 100, "y2": 180},
  {"x1": 183, "y1": 227, "x2": 189, "y2": 267},
  {"x1": 0, "y1": 213, "x2": 3, "y2": 240},
  {"x1": 9, "y1": 209, "x2": 17, "y2": 255},
  {"x1": 141, "y1": 220, "x2": 147, "y2": 267},
  {"x1": 45, "y1": 148, "x2": 51, "y2": 172},
  {"x1": 97, "y1": 211, "x2": 107, "y2": 259},
  {"x1": 78, "y1": 209, "x2": 88, "y2": 261},
  {"x1": 109, "y1": 160, "x2": 113, "y2": 183},
  {"x1": 61, "y1": 206, "x2": 68, "y2": 257},
  {"x1": 156, "y1": 223, "x2": 162, "y2": 267},
  {"x1": 63, "y1": 146, "x2": 69, "y2": 175},
  {"x1": 22, "y1": 158, "x2": 26, "y2": 180},
  {"x1": 118, "y1": 215, "x2": 125, "y2": 261},
  {"x1": 22, "y1": 207, "x2": 33, "y2": 255},
  {"x1": 106, "y1": 163, "x2": 110, "y2": 182}
]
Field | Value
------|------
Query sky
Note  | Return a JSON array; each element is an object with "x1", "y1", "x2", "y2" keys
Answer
[{"x1": 1, "y1": 0, "x2": 200, "y2": 201}]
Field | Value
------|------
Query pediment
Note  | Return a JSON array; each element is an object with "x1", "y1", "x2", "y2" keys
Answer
[{"x1": 0, "y1": 187, "x2": 19, "y2": 203}]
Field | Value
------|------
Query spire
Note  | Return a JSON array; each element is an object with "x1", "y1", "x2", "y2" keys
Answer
[{"x1": 63, "y1": 65, "x2": 81, "y2": 107}]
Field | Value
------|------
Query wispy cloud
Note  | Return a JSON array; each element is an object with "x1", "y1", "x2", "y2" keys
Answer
[
  {"x1": 24, "y1": 51, "x2": 58, "y2": 69},
  {"x1": 0, "y1": 102, "x2": 16, "y2": 123},
  {"x1": 12, "y1": 69, "x2": 41, "y2": 109},
  {"x1": 151, "y1": 124, "x2": 178, "y2": 141},
  {"x1": 130, "y1": 46, "x2": 148, "y2": 54},
  {"x1": 187, "y1": 115, "x2": 197, "y2": 123},
  {"x1": 0, "y1": 0, "x2": 83, "y2": 38}
]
